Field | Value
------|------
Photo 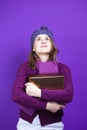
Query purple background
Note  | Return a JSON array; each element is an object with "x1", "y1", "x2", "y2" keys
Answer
[{"x1": 0, "y1": 0, "x2": 87, "y2": 130}]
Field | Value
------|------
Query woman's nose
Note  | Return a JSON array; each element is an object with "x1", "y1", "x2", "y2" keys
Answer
[{"x1": 41, "y1": 39, "x2": 46, "y2": 44}]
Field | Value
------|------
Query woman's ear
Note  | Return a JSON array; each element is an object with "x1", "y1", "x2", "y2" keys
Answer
[{"x1": 33, "y1": 48, "x2": 35, "y2": 52}]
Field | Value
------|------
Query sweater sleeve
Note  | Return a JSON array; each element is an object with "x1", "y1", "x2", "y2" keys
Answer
[
  {"x1": 41, "y1": 63, "x2": 73, "y2": 104},
  {"x1": 12, "y1": 62, "x2": 47, "y2": 112}
]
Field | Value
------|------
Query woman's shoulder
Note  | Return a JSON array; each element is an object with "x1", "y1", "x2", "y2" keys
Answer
[
  {"x1": 58, "y1": 62, "x2": 68, "y2": 67},
  {"x1": 18, "y1": 61, "x2": 29, "y2": 69},
  {"x1": 57, "y1": 62, "x2": 71, "y2": 72}
]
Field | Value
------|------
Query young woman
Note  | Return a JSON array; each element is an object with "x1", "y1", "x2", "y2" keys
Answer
[{"x1": 12, "y1": 26, "x2": 73, "y2": 130}]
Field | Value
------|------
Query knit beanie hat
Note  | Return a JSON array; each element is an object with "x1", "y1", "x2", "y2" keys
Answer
[{"x1": 31, "y1": 26, "x2": 54, "y2": 47}]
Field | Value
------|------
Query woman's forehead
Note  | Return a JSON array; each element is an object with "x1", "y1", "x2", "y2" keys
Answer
[{"x1": 36, "y1": 34, "x2": 50, "y2": 38}]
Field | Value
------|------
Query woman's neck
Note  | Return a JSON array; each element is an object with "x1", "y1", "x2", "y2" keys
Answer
[{"x1": 37, "y1": 54, "x2": 49, "y2": 62}]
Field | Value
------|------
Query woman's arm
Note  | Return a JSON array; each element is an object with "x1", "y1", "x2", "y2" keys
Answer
[
  {"x1": 12, "y1": 62, "x2": 47, "y2": 111},
  {"x1": 25, "y1": 63, "x2": 73, "y2": 104}
]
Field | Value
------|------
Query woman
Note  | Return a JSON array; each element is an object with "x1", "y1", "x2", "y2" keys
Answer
[{"x1": 12, "y1": 26, "x2": 73, "y2": 130}]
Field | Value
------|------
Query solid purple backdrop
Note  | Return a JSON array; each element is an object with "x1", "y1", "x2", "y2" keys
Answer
[{"x1": 0, "y1": 0, "x2": 87, "y2": 130}]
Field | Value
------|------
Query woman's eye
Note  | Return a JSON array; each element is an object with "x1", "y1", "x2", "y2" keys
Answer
[
  {"x1": 36, "y1": 37, "x2": 50, "y2": 41},
  {"x1": 37, "y1": 38, "x2": 41, "y2": 41},
  {"x1": 46, "y1": 37, "x2": 50, "y2": 40}
]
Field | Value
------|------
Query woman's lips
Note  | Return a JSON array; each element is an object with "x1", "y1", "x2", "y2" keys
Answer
[{"x1": 41, "y1": 45, "x2": 47, "y2": 48}]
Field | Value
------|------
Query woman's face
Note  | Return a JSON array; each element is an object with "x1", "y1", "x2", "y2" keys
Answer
[{"x1": 33, "y1": 34, "x2": 52, "y2": 55}]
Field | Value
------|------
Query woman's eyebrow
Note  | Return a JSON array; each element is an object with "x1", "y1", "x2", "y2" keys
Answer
[{"x1": 36, "y1": 36, "x2": 41, "y2": 39}]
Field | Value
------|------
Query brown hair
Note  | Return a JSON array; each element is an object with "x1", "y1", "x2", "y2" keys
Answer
[{"x1": 28, "y1": 40, "x2": 59, "y2": 69}]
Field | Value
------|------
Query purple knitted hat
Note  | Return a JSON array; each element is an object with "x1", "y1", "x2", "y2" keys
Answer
[{"x1": 30, "y1": 26, "x2": 54, "y2": 47}]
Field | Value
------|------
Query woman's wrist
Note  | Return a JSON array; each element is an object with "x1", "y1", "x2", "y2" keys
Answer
[{"x1": 38, "y1": 89, "x2": 41, "y2": 97}]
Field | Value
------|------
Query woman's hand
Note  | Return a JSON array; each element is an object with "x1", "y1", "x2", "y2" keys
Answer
[
  {"x1": 25, "y1": 82, "x2": 41, "y2": 98},
  {"x1": 46, "y1": 102, "x2": 65, "y2": 113}
]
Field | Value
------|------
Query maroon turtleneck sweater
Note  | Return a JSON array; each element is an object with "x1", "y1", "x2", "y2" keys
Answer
[{"x1": 12, "y1": 61, "x2": 73, "y2": 126}]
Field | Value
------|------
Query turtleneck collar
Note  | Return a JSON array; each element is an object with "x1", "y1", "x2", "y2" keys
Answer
[{"x1": 36, "y1": 60, "x2": 59, "y2": 74}]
